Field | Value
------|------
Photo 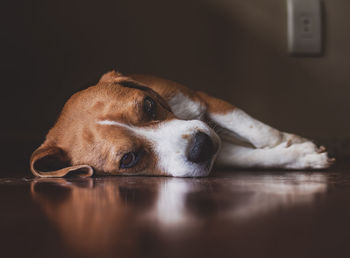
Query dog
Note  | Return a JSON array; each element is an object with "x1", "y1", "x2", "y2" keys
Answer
[{"x1": 30, "y1": 71, "x2": 334, "y2": 177}]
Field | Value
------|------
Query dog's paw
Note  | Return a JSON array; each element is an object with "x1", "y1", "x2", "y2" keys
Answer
[{"x1": 280, "y1": 141, "x2": 335, "y2": 170}]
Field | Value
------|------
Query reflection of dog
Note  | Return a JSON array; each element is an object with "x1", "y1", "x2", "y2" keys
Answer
[
  {"x1": 30, "y1": 71, "x2": 334, "y2": 177},
  {"x1": 30, "y1": 175, "x2": 327, "y2": 255},
  {"x1": 30, "y1": 178, "x2": 147, "y2": 257}
]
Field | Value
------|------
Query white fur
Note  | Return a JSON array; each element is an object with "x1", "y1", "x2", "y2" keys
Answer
[
  {"x1": 211, "y1": 109, "x2": 284, "y2": 148},
  {"x1": 217, "y1": 141, "x2": 331, "y2": 169},
  {"x1": 168, "y1": 93, "x2": 206, "y2": 120},
  {"x1": 210, "y1": 108, "x2": 332, "y2": 169},
  {"x1": 97, "y1": 119, "x2": 220, "y2": 177}
]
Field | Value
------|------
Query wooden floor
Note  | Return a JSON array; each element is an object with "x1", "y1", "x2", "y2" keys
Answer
[{"x1": 1, "y1": 165, "x2": 350, "y2": 258}]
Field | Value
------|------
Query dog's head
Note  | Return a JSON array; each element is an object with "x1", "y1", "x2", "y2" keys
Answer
[{"x1": 31, "y1": 72, "x2": 220, "y2": 178}]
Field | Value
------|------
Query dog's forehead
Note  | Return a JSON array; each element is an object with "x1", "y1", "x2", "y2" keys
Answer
[
  {"x1": 84, "y1": 81, "x2": 160, "y2": 148},
  {"x1": 77, "y1": 80, "x2": 171, "y2": 126},
  {"x1": 82, "y1": 82, "x2": 147, "y2": 123}
]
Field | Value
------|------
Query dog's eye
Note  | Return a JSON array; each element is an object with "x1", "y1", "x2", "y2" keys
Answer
[
  {"x1": 120, "y1": 152, "x2": 141, "y2": 169},
  {"x1": 143, "y1": 96, "x2": 156, "y2": 119}
]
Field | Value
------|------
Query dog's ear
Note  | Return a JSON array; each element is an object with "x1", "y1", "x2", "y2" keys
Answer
[
  {"x1": 99, "y1": 70, "x2": 123, "y2": 83},
  {"x1": 30, "y1": 144, "x2": 93, "y2": 178}
]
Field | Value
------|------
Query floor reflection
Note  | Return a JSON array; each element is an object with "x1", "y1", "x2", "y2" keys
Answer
[
  {"x1": 30, "y1": 173, "x2": 328, "y2": 256},
  {"x1": 31, "y1": 177, "x2": 157, "y2": 257},
  {"x1": 223, "y1": 173, "x2": 327, "y2": 219}
]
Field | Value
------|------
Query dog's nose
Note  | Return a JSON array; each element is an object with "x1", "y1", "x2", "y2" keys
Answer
[{"x1": 187, "y1": 131, "x2": 215, "y2": 163}]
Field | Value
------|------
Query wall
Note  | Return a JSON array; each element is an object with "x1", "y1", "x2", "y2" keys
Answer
[{"x1": 1, "y1": 0, "x2": 350, "y2": 167}]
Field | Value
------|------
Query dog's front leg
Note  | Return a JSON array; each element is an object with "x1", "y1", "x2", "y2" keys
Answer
[
  {"x1": 197, "y1": 91, "x2": 334, "y2": 169},
  {"x1": 216, "y1": 141, "x2": 334, "y2": 169},
  {"x1": 198, "y1": 92, "x2": 308, "y2": 149}
]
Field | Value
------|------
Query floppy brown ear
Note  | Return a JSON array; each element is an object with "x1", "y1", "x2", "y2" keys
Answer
[
  {"x1": 30, "y1": 145, "x2": 93, "y2": 178},
  {"x1": 99, "y1": 70, "x2": 124, "y2": 83}
]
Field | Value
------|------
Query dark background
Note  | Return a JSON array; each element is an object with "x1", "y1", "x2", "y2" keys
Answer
[{"x1": 1, "y1": 0, "x2": 349, "y2": 175}]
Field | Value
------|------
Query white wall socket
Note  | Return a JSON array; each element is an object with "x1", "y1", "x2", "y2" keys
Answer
[{"x1": 287, "y1": 0, "x2": 323, "y2": 56}]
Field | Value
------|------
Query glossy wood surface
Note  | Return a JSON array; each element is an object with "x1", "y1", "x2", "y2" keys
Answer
[{"x1": 1, "y1": 167, "x2": 350, "y2": 258}]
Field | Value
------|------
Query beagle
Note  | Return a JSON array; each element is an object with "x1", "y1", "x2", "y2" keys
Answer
[{"x1": 30, "y1": 71, "x2": 334, "y2": 177}]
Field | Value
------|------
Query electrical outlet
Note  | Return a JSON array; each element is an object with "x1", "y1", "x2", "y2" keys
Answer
[{"x1": 287, "y1": 0, "x2": 322, "y2": 56}]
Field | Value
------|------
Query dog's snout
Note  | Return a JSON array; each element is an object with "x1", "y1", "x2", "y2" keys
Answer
[{"x1": 187, "y1": 131, "x2": 215, "y2": 164}]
